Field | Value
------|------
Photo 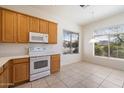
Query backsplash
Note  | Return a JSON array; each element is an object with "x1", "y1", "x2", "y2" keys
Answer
[
  {"x1": 0, "y1": 43, "x2": 29, "y2": 57},
  {"x1": 29, "y1": 43, "x2": 61, "y2": 54},
  {"x1": 0, "y1": 43, "x2": 61, "y2": 57}
]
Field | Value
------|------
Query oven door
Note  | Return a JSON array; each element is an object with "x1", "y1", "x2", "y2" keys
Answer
[{"x1": 30, "y1": 56, "x2": 50, "y2": 75}]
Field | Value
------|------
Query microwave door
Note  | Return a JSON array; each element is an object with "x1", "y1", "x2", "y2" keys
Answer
[
  {"x1": 43, "y1": 34, "x2": 48, "y2": 43},
  {"x1": 30, "y1": 36, "x2": 44, "y2": 43},
  {"x1": 29, "y1": 32, "x2": 44, "y2": 43}
]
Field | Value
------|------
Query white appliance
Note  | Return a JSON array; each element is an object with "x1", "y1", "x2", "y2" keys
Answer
[
  {"x1": 29, "y1": 32, "x2": 48, "y2": 43},
  {"x1": 29, "y1": 47, "x2": 50, "y2": 81}
]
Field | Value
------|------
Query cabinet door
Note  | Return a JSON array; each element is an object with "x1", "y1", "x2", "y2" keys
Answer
[
  {"x1": 17, "y1": 14, "x2": 29, "y2": 43},
  {"x1": 51, "y1": 54, "x2": 60, "y2": 74},
  {"x1": 29, "y1": 17, "x2": 39, "y2": 32},
  {"x1": 48, "y1": 22, "x2": 57, "y2": 44},
  {"x1": 1, "y1": 10, "x2": 17, "y2": 42},
  {"x1": 13, "y1": 58, "x2": 29, "y2": 84},
  {"x1": 2, "y1": 66, "x2": 8, "y2": 88},
  {"x1": 0, "y1": 9, "x2": 2, "y2": 42},
  {"x1": 0, "y1": 66, "x2": 3, "y2": 88},
  {"x1": 0, "y1": 65, "x2": 9, "y2": 88},
  {"x1": 7, "y1": 61, "x2": 14, "y2": 87},
  {"x1": 39, "y1": 20, "x2": 48, "y2": 34}
]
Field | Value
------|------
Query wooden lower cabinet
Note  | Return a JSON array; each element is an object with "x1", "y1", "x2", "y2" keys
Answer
[
  {"x1": 13, "y1": 58, "x2": 29, "y2": 85},
  {"x1": 0, "y1": 67, "x2": 3, "y2": 87},
  {"x1": 51, "y1": 54, "x2": 60, "y2": 74},
  {"x1": 0, "y1": 63, "x2": 9, "y2": 88},
  {"x1": 0, "y1": 54, "x2": 61, "y2": 87}
]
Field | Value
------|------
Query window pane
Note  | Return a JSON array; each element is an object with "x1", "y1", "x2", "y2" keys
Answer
[
  {"x1": 63, "y1": 31, "x2": 71, "y2": 41},
  {"x1": 63, "y1": 31, "x2": 71, "y2": 54},
  {"x1": 118, "y1": 25, "x2": 124, "y2": 34},
  {"x1": 94, "y1": 29, "x2": 106, "y2": 36},
  {"x1": 110, "y1": 26, "x2": 118, "y2": 35},
  {"x1": 63, "y1": 31, "x2": 79, "y2": 54},
  {"x1": 110, "y1": 35, "x2": 119, "y2": 58},
  {"x1": 71, "y1": 33, "x2": 79, "y2": 53},
  {"x1": 94, "y1": 25, "x2": 124, "y2": 59},
  {"x1": 95, "y1": 35, "x2": 109, "y2": 57},
  {"x1": 118, "y1": 34, "x2": 124, "y2": 58}
]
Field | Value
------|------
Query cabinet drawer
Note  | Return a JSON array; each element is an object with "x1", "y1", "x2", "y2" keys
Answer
[
  {"x1": 13, "y1": 58, "x2": 29, "y2": 64},
  {"x1": 51, "y1": 55, "x2": 60, "y2": 61}
]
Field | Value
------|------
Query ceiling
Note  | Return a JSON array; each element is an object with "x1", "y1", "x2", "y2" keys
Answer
[
  {"x1": 1, "y1": 5, "x2": 124, "y2": 26},
  {"x1": 29, "y1": 5, "x2": 124, "y2": 26}
]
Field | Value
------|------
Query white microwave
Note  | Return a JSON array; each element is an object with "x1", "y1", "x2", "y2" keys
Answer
[{"x1": 29, "y1": 32, "x2": 48, "y2": 43}]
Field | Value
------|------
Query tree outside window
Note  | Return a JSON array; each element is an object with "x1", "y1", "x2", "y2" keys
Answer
[
  {"x1": 63, "y1": 30, "x2": 79, "y2": 54},
  {"x1": 94, "y1": 25, "x2": 124, "y2": 59}
]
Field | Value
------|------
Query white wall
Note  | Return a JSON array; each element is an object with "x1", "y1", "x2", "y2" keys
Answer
[
  {"x1": 0, "y1": 6, "x2": 83, "y2": 66},
  {"x1": 82, "y1": 13, "x2": 124, "y2": 71}
]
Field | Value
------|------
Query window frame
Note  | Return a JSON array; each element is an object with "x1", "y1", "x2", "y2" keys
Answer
[
  {"x1": 93, "y1": 25, "x2": 124, "y2": 60},
  {"x1": 63, "y1": 30, "x2": 79, "y2": 55}
]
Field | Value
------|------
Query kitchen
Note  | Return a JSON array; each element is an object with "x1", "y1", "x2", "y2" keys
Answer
[
  {"x1": 1, "y1": 5, "x2": 124, "y2": 88},
  {"x1": 0, "y1": 6, "x2": 62, "y2": 87}
]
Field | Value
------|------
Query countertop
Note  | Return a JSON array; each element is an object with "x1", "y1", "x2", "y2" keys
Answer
[
  {"x1": 0, "y1": 53, "x2": 60, "y2": 68},
  {"x1": 0, "y1": 55, "x2": 29, "y2": 68}
]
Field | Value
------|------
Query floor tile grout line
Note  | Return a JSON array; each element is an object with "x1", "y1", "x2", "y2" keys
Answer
[
  {"x1": 97, "y1": 71, "x2": 113, "y2": 88},
  {"x1": 44, "y1": 78, "x2": 52, "y2": 88},
  {"x1": 31, "y1": 82, "x2": 32, "y2": 88},
  {"x1": 99, "y1": 70, "x2": 124, "y2": 88},
  {"x1": 45, "y1": 75, "x2": 69, "y2": 88},
  {"x1": 59, "y1": 78, "x2": 69, "y2": 88},
  {"x1": 14, "y1": 62, "x2": 124, "y2": 88},
  {"x1": 57, "y1": 72, "x2": 92, "y2": 88},
  {"x1": 56, "y1": 74, "x2": 69, "y2": 88},
  {"x1": 122, "y1": 81, "x2": 124, "y2": 88}
]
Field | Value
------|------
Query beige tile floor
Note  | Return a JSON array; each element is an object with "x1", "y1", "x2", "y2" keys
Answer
[{"x1": 15, "y1": 62, "x2": 124, "y2": 88}]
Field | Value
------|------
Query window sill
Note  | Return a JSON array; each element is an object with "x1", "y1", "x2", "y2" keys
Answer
[{"x1": 94, "y1": 55, "x2": 124, "y2": 61}]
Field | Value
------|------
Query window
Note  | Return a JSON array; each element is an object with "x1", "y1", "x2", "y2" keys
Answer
[
  {"x1": 94, "y1": 25, "x2": 124, "y2": 59},
  {"x1": 95, "y1": 35, "x2": 109, "y2": 57},
  {"x1": 63, "y1": 30, "x2": 79, "y2": 54}
]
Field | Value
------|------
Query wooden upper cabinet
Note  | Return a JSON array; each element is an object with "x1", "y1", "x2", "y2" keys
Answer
[
  {"x1": 17, "y1": 14, "x2": 29, "y2": 43},
  {"x1": 1, "y1": 9, "x2": 17, "y2": 43},
  {"x1": 48, "y1": 22, "x2": 57, "y2": 44},
  {"x1": 29, "y1": 17, "x2": 39, "y2": 32},
  {"x1": 0, "y1": 8, "x2": 58, "y2": 44},
  {"x1": 39, "y1": 20, "x2": 48, "y2": 34}
]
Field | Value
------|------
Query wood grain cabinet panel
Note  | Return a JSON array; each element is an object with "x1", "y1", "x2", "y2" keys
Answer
[
  {"x1": 17, "y1": 14, "x2": 29, "y2": 43},
  {"x1": 51, "y1": 54, "x2": 60, "y2": 74},
  {"x1": 0, "y1": 63, "x2": 9, "y2": 88},
  {"x1": 1, "y1": 10, "x2": 17, "y2": 42},
  {"x1": 13, "y1": 58, "x2": 29, "y2": 84},
  {"x1": 48, "y1": 22, "x2": 57, "y2": 44},
  {"x1": 0, "y1": 8, "x2": 58, "y2": 44},
  {"x1": 7, "y1": 61, "x2": 13, "y2": 87},
  {"x1": 2, "y1": 65, "x2": 8, "y2": 88},
  {"x1": 0, "y1": 66, "x2": 4, "y2": 88},
  {"x1": 40, "y1": 20, "x2": 49, "y2": 34},
  {"x1": 0, "y1": 9, "x2": 2, "y2": 42},
  {"x1": 29, "y1": 17, "x2": 39, "y2": 32}
]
